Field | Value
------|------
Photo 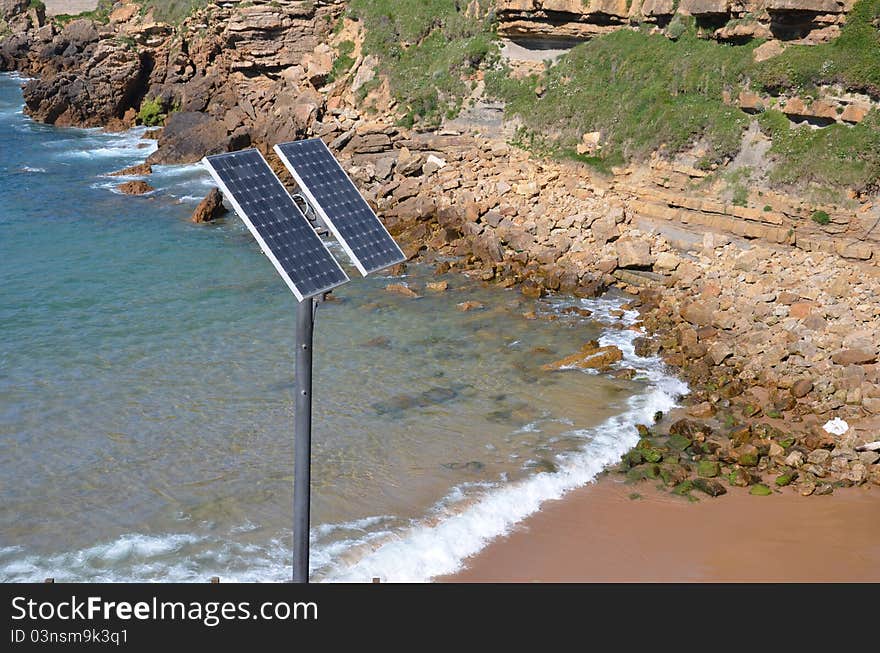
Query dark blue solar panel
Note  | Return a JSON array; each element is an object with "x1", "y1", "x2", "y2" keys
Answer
[
  {"x1": 274, "y1": 139, "x2": 406, "y2": 275},
  {"x1": 203, "y1": 149, "x2": 349, "y2": 300}
]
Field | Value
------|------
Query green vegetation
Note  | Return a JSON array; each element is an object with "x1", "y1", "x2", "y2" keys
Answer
[
  {"x1": 349, "y1": 0, "x2": 498, "y2": 128},
  {"x1": 327, "y1": 40, "x2": 356, "y2": 84},
  {"x1": 758, "y1": 108, "x2": 880, "y2": 191},
  {"x1": 487, "y1": 25, "x2": 752, "y2": 167},
  {"x1": 138, "y1": 0, "x2": 208, "y2": 24},
  {"x1": 811, "y1": 209, "x2": 831, "y2": 225},
  {"x1": 755, "y1": 0, "x2": 880, "y2": 97},
  {"x1": 53, "y1": 0, "x2": 114, "y2": 25},
  {"x1": 28, "y1": 0, "x2": 45, "y2": 12},
  {"x1": 137, "y1": 97, "x2": 166, "y2": 127}
]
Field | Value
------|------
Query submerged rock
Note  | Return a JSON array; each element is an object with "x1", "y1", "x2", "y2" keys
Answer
[
  {"x1": 541, "y1": 341, "x2": 623, "y2": 371},
  {"x1": 117, "y1": 180, "x2": 154, "y2": 195}
]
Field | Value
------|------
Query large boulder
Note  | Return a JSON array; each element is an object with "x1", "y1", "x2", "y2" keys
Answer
[
  {"x1": 147, "y1": 112, "x2": 235, "y2": 165},
  {"x1": 615, "y1": 237, "x2": 654, "y2": 269},
  {"x1": 191, "y1": 188, "x2": 228, "y2": 223}
]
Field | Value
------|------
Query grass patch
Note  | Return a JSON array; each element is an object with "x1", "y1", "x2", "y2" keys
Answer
[
  {"x1": 349, "y1": 0, "x2": 498, "y2": 128},
  {"x1": 327, "y1": 40, "x2": 356, "y2": 84},
  {"x1": 758, "y1": 108, "x2": 880, "y2": 191},
  {"x1": 755, "y1": 0, "x2": 880, "y2": 97},
  {"x1": 53, "y1": 0, "x2": 114, "y2": 25},
  {"x1": 486, "y1": 25, "x2": 753, "y2": 167},
  {"x1": 138, "y1": 0, "x2": 208, "y2": 24}
]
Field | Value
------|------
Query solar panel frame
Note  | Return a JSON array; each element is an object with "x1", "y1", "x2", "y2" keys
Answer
[
  {"x1": 274, "y1": 138, "x2": 406, "y2": 276},
  {"x1": 202, "y1": 149, "x2": 349, "y2": 301}
]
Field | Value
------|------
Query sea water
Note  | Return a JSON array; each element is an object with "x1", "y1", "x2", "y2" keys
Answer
[{"x1": 0, "y1": 74, "x2": 688, "y2": 582}]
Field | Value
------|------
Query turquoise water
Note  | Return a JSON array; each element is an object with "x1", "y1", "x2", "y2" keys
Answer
[{"x1": 0, "y1": 74, "x2": 686, "y2": 581}]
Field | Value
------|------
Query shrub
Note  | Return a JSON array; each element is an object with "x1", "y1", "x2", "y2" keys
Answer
[
  {"x1": 811, "y1": 210, "x2": 831, "y2": 225},
  {"x1": 137, "y1": 97, "x2": 166, "y2": 127},
  {"x1": 327, "y1": 40, "x2": 356, "y2": 84}
]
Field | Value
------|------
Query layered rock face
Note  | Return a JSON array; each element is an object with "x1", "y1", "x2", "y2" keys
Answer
[
  {"x1": 497, "y1": 0, "x2": 856, "y2": 44},
  {"x1": 0, "y1": 0, "x2": 346, "y2": 158}
]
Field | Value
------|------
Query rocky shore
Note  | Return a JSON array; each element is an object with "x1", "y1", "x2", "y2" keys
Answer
[{"x1": 2, "y1": 0, "x2": 878, "y2": 500}]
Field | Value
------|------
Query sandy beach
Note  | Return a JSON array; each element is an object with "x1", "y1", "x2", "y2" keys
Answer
[{"x1": 448, "y1": 477, "x2": 880, "y2": 582}]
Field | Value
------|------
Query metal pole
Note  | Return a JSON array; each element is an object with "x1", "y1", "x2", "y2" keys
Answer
[{"x1": 293, "y1": 297, "x2": 315, "y2": 583}]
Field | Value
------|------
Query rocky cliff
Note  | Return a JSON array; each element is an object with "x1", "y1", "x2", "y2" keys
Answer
[{"x1": 497, "y1": 0, "x2": 856, "y2": 44}]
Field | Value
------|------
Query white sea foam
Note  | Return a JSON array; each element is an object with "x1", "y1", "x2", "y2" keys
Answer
[
  {"x1": 314, "y1": 296, "x2": 688, "y2": 582},
  {"x1": 20, "y1": 166, "x2": 46, "y2": 173}
]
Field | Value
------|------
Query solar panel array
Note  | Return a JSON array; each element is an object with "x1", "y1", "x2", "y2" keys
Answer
[
  {"x1": 274, "y1": 138, "x2": 406, "y2": 276},
  {"x1": 202, "y1": 149, "x2": 349, "y2": 301}
]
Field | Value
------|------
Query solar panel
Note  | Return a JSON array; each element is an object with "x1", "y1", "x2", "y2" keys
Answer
[
  {"x1": 202, "y1": 149, "x2": 349, "y2": 301},
  {"x1": 274, "y1": 138, "x2": 406, "y2": 276}
]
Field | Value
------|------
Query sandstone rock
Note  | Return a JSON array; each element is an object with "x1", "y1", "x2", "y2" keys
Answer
[
  {"x1": 653, "y1": 251, "x2": 679, "y2": 272},
  {"x1": 426, "y1": 281, "x2": 448, "y2": 292},
  {"x1": 680, "y1": 302, "x2": 714, "y2": 327},
  {"x1": 457, "y1": 300, "x2": 484, "y2": 312},
  {"x1": 807, "y1": 449, "x2": 831, "y2": 465},
  {"x1": 109, "y1": 162, "x2": 153, "y2": 177},
  {"x1": 831, "y1": 349, "x2": 877, "y2": 366},
  {"x1": 117, "y1": 180, "x2": 154, "y2": 195},
  {"x1": 385, "y1": 283, "x2": 420, "y2": 298},
  {"x1": 542, "y1": 342, "x2": 624, "y2": 371},
  {"x1": 784, "y1": 450, "x2": 805, "y2": 468},
  {"x1": 190, "y1": 188, "x2": 227, "y2": 224},
  {"x1": 791, "y1": 378, "x2": 813, "y2": 398},
  {"x1": 615, "y1": 238, "x2": 653, "y2": 269},
  {"x1": 753, "y1": 40, "x2": 785, "y2": 63},
  {"x1": 708, "y1": 342, "x2": 732, "y2": 365},
  {"x1": 692, "y1": 477, "x2": 726, "y2": 497},
  {"x1": 147, "y1": 112, "x2": 233, "y2": 165}
]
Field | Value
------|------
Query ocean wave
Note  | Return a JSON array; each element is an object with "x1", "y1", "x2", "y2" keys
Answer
[{"x1": 316, "y1": 297, "x2": 688, "y2": 582}]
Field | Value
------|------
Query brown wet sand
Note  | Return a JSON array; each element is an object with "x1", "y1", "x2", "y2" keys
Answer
[{"x1": 447, "y1": 477, "x2": 880, "y2": 582}]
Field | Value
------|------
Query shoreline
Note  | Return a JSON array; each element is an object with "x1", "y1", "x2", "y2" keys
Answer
[{"x1": 445, "y1": 475, "x2": 880, "y2": 582}]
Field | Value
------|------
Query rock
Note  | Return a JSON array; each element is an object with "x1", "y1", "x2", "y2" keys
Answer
[
  {"x1": 753, "y1": 39, "x2": 785, "y2": 63},
  {"x1": 688, "y1": 402, "x2": 716, "y2": 419},
  {"x1": 790, "y1": 379, "x2": 813, "y2": 398},
  {"x1": 847, "y1": 462, "x2": 868, "y2": 484},
  {"x1": 669, "y1": 418, "x2": 711, "y2": 441},
  {"x1": 858, "y1": 450, "x2": 880, "y2": 466},
  {"x1": 784, "y1": 451, "x2": 805, "y2": 468},
  {"x1": 653, "y1": 251, "x2": 680, "y2": 272},
  {"x1": 23, "y1": 42, "x2": 144, "y2": 128},
  {"x1": 807, "y1": 449, "x2": 831, "y2": 465},
  {"x1": 385, "y1": 283, "x2": 420, "y2": 298},
  {"x1": 798, "y1": 481, "x2": 816, "y2": 496},
  {"x1": 426, "y1": 281, "x2": 448, "y2": 292},
  {"x1": 735, "y1": 444, "x2": 759, "y2": 467},
  {"x1": 831, "y1": 349, "x2": 877, "y2": 366},
  {"x1": 814, "y1": 483, "x2": 834, "y2": 496},
  {"x1": 541, "y1": 342, "x2": 624, "y2": 371},
  {"x1": 775, "y1": 470, "x2": 798, "y2": 486},
  {"x1": 708, "y1": 342, "x2": 732, "y2": 365},
  {"x1": 457, "y1": 300, "x2": 484, "y2": 312},
  {"x1": 696, "y1": 460, "x2": 720, "y2": 478},
  {"x1": 615, "y1": 238, "x2": 653, "y2": 269},
  {"x1": 660, "y1": 463, "x2": 690, "y2": 487},
  {"x1": 692, "y1": 477, "x2": 727, "y2": 497},
  {"x1": 190, "y1": 188, "x2": 227, "y2": 223},
  {"x1": 117, "y1": 180, "x2": 154, "y2": 195},
  {"x1": 749, "y1": 484, "x2": 773, "y2": 496},
  {"x1": 728, "y1": 468, "x2": 754, "y2": 487},
  {"x1": 109, "y1": 162, "x2": 153, "y2": 177},
  {"x1": 680, "y1": 302, "x2": 714, "y2": 327},
  {"x1": 147, "y1": 112, "x2": 235, "y2": 165}
]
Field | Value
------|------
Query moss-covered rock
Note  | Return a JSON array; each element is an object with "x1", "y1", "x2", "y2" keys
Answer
[
  {"x1": 735, "y1": 444, "x2": 759, "y2": 467},
  {"x1": 775, "y1": 470, "x2": 798, "y2": 487},
  {"x1": 667, "y1": 433, "x2": 692, "y2": 451},
  {"x1": 660, "y1": 462, "x2": 689, "y2": 487},
  {"x1": 635, "y1": 424, "x2": 652, "y2": 438},
  {"x1": 672, "y1": 480, "x2": 694, "y2": 496},
  {"x1": 696, "y1": 460, "x2": 720, "y2": 478},
  {"x1": 749, "y1": 484, "x2": 772, "y2": 496},
  {"x1": 692, "y1": 477, "x2": 727, "y2": 497},
  {"x1": 642, "y1": 448, "x2": 663, "y2": 463},
  {"x1": 728, "y1": 467, "x2": 755, "y2": 487}
]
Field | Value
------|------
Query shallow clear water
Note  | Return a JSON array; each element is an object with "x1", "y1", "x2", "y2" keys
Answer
[{"x1": 0, "y1": 74, "x2": 687, "y2": 582}]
